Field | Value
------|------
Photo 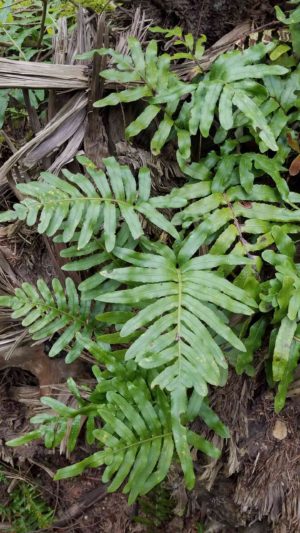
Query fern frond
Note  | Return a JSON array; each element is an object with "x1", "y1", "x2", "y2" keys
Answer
[
  {"x1": 96, "y1": 246, "x2": 257, "y2": 400},
  {"x1": 0, "y1": 278, "x2": 97, "y2": 362},
  {"x1": 94, "y1": 38, "x2": 195, "y2": 149},
  {"x1": 0, "y1": 156, "x2": 183, "y2": 251},
  {"x1": 53, "y1": 371, "x2": 221, "y2": 500},
  {"x1": 8, "y1": 359, "x2": 223, "y2": 502},
  {"x1": 258, "y1": 244, "x2": 300, "y2": 411},
  {"x1": 189, "y1": 43, "x2": 288, "y2": 151},
  {"x1": 176, "y1": 184, "x2": 300, "y2": 262},
  {"x1": 95, "y1": 40, "x2": 289, "y2": 158},
  {"x1": 57, "y1": 224, "x2": 137, "y2": 299}
]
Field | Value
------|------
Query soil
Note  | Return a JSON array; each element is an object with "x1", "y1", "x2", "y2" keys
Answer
[{"x1": 129, "y1": 0, "x2": 287, "y2": 44}]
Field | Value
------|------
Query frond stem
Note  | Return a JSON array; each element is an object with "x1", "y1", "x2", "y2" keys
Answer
[
  {"x1": 27, "y1": 197, "x2": 133, "y2": 208},
  {"x1": 15, "y1": 297, "x2": 93, "y2": 328},
  {"x1": 176, "y1": 268, "x2": 183, "y2": 376}
]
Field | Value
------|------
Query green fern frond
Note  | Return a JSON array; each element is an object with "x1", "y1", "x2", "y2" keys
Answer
[
  {"x1": 2, "y1": 0, "x2": 300, "y2": 504},
  {"x1": 0, "y1": 278, "x2": 97, "y2": 362},
  {"x1": 58, "y1": 224, "x2": 136, "y2": 300},
  {"x1": 177, "y1": 186, "x2": 300, "y2": 262},
  {"x1": 259, "y1": 244, "x2": 300, "y2": 411},
  {"x1": 94, "y1": 38, "x2": 195, "y2": 149},
  {"x1": 94, "y1": 40, "x2": 289, "y2": 158},
  {"x1": 96, "y1": 246, "x2": 257, "y2": 400},
  {"x1": 8, "y1": 363, "x2": 223, "y2": 502},
  {"x1": 54, "y1": 374, "x2": 221, "y2": 500},
  {"x1": 189, "y1": 43, "x2": 288, "y2": 151},
  {"x1": 0, "y1": 156, "x2": 183, "y2": 251}
]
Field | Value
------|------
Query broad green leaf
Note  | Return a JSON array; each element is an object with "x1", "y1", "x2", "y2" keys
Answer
[
  {"x1": 198, "y1": 402, "x2": 230, "y2": 438},
  {"x1": 233, "y1": 90, "x2": 278, "y2": 151},
  {"x1": 41, "y1": 397, "x2": 76, "y2": 416},
  {"x1": 94, "y1": 86, "x2": 152, "y2": 108},
  {"x1": 150, "y1": 114, "x2": 174, "y2": 155},
  {"x1": 125, "y1": 105, "x2": 160, "y2": 138},
  {"x1": 273, "y1": 317, "x2": 297, "y2": 381},
  {"x1": 171, "y1": 388, "x2": 195, "y2": 489},
  {"x1": 219, "y1": 85, "x2": 234, "y2": 130},
  {"x1": 200, "y1": 81, "x2": 223, "y2": 137},
  {"x1": 275, "y1": 341, "x2": 300, "y2": 413},
  {"x1": 0, "y1": 90, "x2": 9, "y2": 128},
  {"x1": 187, "y1": 430, "x2": 221, "y2": 458},
  {"x1": 270, "y1": 44, "x2": 291, "y2": 61},
  {"x1": 128, "y1": 37, "x2": 145, "y2": 73},
  {"x1": 239, "y1": 154, "x2": 254, "y2": 193},
  {"x1": 6, "y1": 430, "x2": 43, "y2": 447},
  {"x1": 177, "y1": 128, "x2": 191, "y2": 160},
  {"x1": 145, "y1": 40, "x2": 158, "y2": 87}
]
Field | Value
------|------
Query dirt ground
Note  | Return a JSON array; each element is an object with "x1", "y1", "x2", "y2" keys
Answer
[{"x1": 129, "y1": 0, "x2": 286, "y2": 44}]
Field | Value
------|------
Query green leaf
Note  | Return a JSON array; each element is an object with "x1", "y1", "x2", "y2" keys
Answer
[
  {"x1": 177, "y1": 129, "x2": 191, "y2": 160},
  {"x1": 0, "y1": 90, "x2": 9, "y2": 128},
  {"x1": 150, "y1": 114, "x2": 174, "y2": 155},
  {"x1": 187, "y1": 430, "x2": 221, "y2": 459},
  {"x1": 100, "y1": 69, "x2": 141, "y2": 83},
  {"x1": 125, "y1": 105, "x2": 160, "y2": 138},
  {"x1": 100, "y1": 247, "x2": 256, "y2": 396},
  {"x1": 144, "y1": 43, "x2": 158, "y2": 90},
  {"x1": 239, "y1": 154, "x2": 254, "y2": 193},
  {"x1": 198, "y1": 402, "x2": 230, "y2": 438},
  {"x1": 273, "y1": 317, "x2": 297, "y2": 381},
  {"x1": 171, "y1": 388, "x2": 195, "y2": 489},
  {"x1": 270, "y1": 44, "x2": 291, "y2": 61},
  {"x1": 195, "y1": 36, "x2": 206, "y2": 60},
  {"x1": 41, "y1": 397, "x2": 76, "y2": 416},
  {"x1": 185, "y1": 33, "x2": 194, "y2": 51},
  {"x1": 6, "y1": 430, "x2": 43, "y2": 447},
  {"x1": 275, "y1": 341, "x2": 300, "y2": 413},
  {"x1": 0, "y1": 295, "x2": 14, "y2": 307},
  {"x1": 94, "y1": 86, "x2": 152, "y2": 108},
  {"x1": 2, "y1": 278, "x2": 94, "y2": 363},
  {"x1": 0, "y1": 210, "x2": 18, "y2": 223},
  {"x1": 128, "y1": 37, "x2": 145, "y2": 73},
  {"x1": 232, "y1": 90, "x2": 278, "y2": 151},
  {"x1": 219, "y1": 85, "x2": 234, "y2": 130},
  {"x1": 200, "y1": 82, "x2": 223, "y2": 137},
  {"x1": 149, "y1": 26, "x2": 182, "y2": 38}
]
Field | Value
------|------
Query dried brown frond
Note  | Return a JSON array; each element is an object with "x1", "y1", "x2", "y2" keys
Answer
[
  {"x1": 116, "y1": 141, "x2": 184, "y2": 193},
  {"x1": 114, "y1": 6, "x2": 153, "y2": 55}
]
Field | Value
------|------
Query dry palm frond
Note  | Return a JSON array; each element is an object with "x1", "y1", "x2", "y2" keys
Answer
[
  {"x1": 0, "y1": 58, "x2": 89, "y2": 89},
  {"x1": 0, "y1": 92, "x2": 88, "y2": 184},
  {"x1": 53, "y1": 8, "x2": 97, "y2": 65},
  {"x1": 115, "y1": 141, "x2": 183, "y2": 190},
  {"x1": 115, "y1": 7, "x2": 153, "y2": 56}
]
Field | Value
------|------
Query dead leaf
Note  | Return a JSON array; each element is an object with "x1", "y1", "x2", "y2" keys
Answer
[
  {"x1": 272, "y1": 420, "x2": 287, "y2": 440},
  {"x1": 289, "y1": 154, "x2": 300, "y2": 176},
  {"x1": 287, "y1": 132, "x2": 300, "y2": 153}
]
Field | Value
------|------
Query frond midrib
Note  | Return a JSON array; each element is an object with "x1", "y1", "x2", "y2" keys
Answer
[
  {"x1": 26, "y1": 197, "x2": 135, "y2": 208},
  {"x1": 14, "y1": 296, "x2": 91, "y2": 328},
  {"x1": 176, "y1": 268, "x2": 183, "y2": 379},
  {"x1": 99, "y1": 428, "x2": 173, "y2": 454}
]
